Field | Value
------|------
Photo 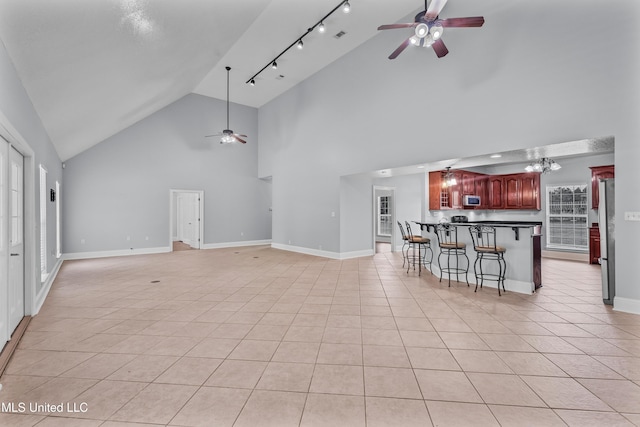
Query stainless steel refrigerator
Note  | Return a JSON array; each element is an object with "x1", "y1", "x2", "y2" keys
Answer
[{"x1": 598, "y1": 178, "x2": 615, "y2": 305}]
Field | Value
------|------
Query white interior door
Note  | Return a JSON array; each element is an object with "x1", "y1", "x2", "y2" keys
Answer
[
  {"x1": 0, "y1": 137, "x2": 8, "y2": 347},
  {"x1": 8, "y1": 147, "x2": 24, "y2": 333},
  {"x1": 180, "y1": 193, "x2": 200, "y2": 249}
]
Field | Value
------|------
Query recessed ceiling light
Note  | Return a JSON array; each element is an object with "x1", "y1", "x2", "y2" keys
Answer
[{"x1": 490, "y1": 154, "x2": 502, "y2": 158}]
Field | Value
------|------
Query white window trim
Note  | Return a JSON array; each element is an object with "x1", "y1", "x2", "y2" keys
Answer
[
  {"x1": 546, "y1": 184, "x2": 588, "y2": 251},
  {"x1": 377, "y1": 195, "x2": 392, "y2": 237},
  {"x1": 55, "y1": 180, "x2": 61, "y2": 258},
  {"x1": 39, "y1": 164, "x2": 48, "y2": 281}
]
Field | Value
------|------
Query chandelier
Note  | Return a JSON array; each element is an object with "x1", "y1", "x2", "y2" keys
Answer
[
  {"x1": 442, "y1": 167, "x2": 457, "y2": 187},
  {"x1": 525, "y1": 157, "x2": 561, "y2": 174}
]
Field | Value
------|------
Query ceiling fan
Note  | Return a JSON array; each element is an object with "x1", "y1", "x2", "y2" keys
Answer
[
  {"x1": 206, "y1": 66, "x2": 247, "y2": 144},
  {"x1": 378, "y1": 0, "x2": 484, "y2": 59}
]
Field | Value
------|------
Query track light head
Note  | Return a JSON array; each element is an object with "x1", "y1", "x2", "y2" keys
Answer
[
  {"x1": 297, "y1": 39, "x2": 304, "y2": 49},
  {"x1": 271, "y1": 61, "x2": 278, "y2": 69},
  {"x1": 249, "y1": 79, "x2": 255, "y2": 86},
  {"x1": 318, "y1": 22, "x2": 325, "y2": 33},
  {"x1": 342, "y1": 1, "x2": 350, "y2": 13}
]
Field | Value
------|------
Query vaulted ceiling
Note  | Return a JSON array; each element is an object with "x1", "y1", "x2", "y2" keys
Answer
[{"x1": 0, "y1": 0, "x2": 424, "y2": 160}]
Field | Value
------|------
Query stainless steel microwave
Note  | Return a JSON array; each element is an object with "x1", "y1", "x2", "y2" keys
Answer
[{"x1": 463, "y1": 195, "x2": 481, "y2": 206}]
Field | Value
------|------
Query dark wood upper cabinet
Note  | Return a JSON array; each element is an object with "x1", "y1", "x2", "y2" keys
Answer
[
  {"x1": 520, "y1": 173, "x2": 541, "y2": 209},
  {"x1": 462, "y1": 172, "x2": 477, "y2": 195},
  {"x1": 428, "y1": 171, "x2": 443, "y2": 211},
  {"x1": 475, "y1": 176, "x2": 489, "y2": 209},
  {"x1": 428, "y1": 170, "x2": 540, "y2": 211},
  {"x1": 590, "y1": 165, "x2": 614, "y2": 209},
  {"x1": 504, "y1": 174, "x2": 520, "y2": 209},
  {"x1": 488, "y1": 176, "x2": 504, "y2": 209}
]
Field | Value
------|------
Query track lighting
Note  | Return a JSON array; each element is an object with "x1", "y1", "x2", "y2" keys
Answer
[{"x1": 246, "y1": 0, "x2": 351, "y2": 86}]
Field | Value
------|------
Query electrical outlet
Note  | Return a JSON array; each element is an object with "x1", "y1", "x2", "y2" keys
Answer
[{"x1": 624, "y1": 212, "x2": 640, "y2": 221}]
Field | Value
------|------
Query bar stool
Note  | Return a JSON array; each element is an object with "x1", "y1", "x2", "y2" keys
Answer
[
  {"x1": 405, "y1": 221, "x2": 433, "y2": 275},
  {"x1": 397, "y1": 221, "x2": 410, "y2": 268},
  {"x1": 434, "y1": 223, "x2": 469, "y2": 286},
  {"x1": 468, "y1": 225, "x2": 507, "y2": 296}
]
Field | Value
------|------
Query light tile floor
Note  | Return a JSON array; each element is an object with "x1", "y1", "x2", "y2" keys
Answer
[{"x1": 1, "y1": 246, "x2": 639, "y2": 426}]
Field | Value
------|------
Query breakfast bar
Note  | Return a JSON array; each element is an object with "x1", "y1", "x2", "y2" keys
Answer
[{"x1": 415, "y1": 220, "x2": 543, "y2": 294}]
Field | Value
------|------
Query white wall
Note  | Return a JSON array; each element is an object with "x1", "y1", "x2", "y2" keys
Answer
[
  {"x1": 63, "y1": 93, "x2": 271, "y2": 255},
  {"x1": 259, "y1": 1, "x2": 640, "y2": 311}
]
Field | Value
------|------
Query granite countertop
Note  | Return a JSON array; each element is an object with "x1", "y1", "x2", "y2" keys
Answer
[{"x1": 416, "y1": 220, "x2": 542, "y2": 228}]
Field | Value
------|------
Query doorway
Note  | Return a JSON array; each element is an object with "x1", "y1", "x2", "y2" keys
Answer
[
  {"x1": 170, "y1": 190, "x2": 203, "y2": 251},
  {"x1": 0, "y1": 136, "x2": 26, "y2": 349},
  {"x1": 373, "y1": 186, "x2": 395, "y2": 254}
]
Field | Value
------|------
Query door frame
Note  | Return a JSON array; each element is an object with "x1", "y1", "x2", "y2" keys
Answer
[
  {"x1": 372, "y1": 186, "x2": 396, "y2": 254},
  {"x1": 0, "y1": 110, "x2": 37, "y2": 337},
  {"x1": 169, "y1": 189, "x2": 204, "y2": 251}
]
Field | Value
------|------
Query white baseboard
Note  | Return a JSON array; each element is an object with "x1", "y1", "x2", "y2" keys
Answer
[
  {"x1": 542, "y1": 250, "x2": 589, "y2": 263},
  {"x1": 613, "y1": 296, "x2": 640, "y2": 315},
  {"x1": 63, "y1": 246, "x2": 171, "y2": 260},
  {"x1": 271, "y1": 243, "x2": 373, "y2": 260},
  {"x1": 33, "y1": 258, "x2": 63, "y2": 315},
  {"x1": 203, "y1": 239, "x2": 272, "y2": 250}
]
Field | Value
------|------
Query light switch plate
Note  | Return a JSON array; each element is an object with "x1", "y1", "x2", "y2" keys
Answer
[{"x1": 624, "y1": 212, "x2": 640, "y2": 221}]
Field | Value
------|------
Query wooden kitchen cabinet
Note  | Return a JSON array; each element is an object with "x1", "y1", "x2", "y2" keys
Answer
[
  {"x1": 520, "y1": 173, "x2": 541, "y2": 209},
  {"x1": 502, "y1": 172, "x2": 541, "y2": 210},
  {"x1": 589, "y1": 226, "x2": 601, "y2": 264},
  {"x1": 488, "y1": 176, "x2": 504, "y2": 209},
  {"x1": 590, "y1": 165, "x2": 614, "y2": 209},
  {"x1": 475, "y1": 175, "x2": 489, "y2": 209},
  {"x1": 462, "y1": 172, "x2": 477, "y2": 195},
  {"x1": 429, "y1": 169, "x2": 539, "y2": 211},
  {"x1": 504, "y1": 174, "x2": 520, "y2": 209}
]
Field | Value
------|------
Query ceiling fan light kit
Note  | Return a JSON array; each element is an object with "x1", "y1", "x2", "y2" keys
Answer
[
  {"x1": 378, "y1": 0, "x2": 484, "y2": 59},
  {"x1": 205, "y1": 66, "x2": 248, "y2": 144},
  {"x1": 246, "y1": 0, "x2": 351, "y2": 86}
]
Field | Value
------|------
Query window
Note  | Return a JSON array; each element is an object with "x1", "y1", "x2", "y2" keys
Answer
[
  {"x1": 40, "y1": 165, "x2": 47, "y2": 279},
  {"x1": 546, "y1": 184, "x2": 588, "y2": 250},
  {"x1": 377, "y1": 195, "x2": 392, "y2": 237}
]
